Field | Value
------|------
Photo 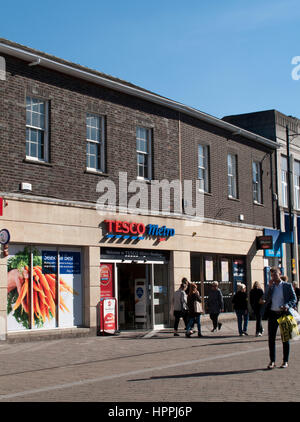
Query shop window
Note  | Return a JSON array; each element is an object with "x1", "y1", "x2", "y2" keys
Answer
[{"x1": 7, "y1": 245, "x2": 82, "y2": 331}]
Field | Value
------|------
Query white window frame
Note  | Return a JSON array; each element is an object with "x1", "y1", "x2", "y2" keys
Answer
[
  {"x1": 26, "y1": 96, "x2": 49, "y2": 162},
  {"x1": 294, "y1": 159, "x2": 300, "y2": 210},
  {"x1": 252, "y1": 161, "x2": 262, "y2": 204},
  {"x1": 227, "y1": 153, "x2": 238, "y2": 199},
  {"x1": 198, "y1": 144, "x2": 209, "y2": 193},
  {"x1": 86, "y1": 113, "x2": 105, "y2": 172},
  {"x1": 136, "y1": 126, "x2": 152, "y2": 180},
  {"x1": 281, "y1": 155, "x2": 288, "y2": 208}
]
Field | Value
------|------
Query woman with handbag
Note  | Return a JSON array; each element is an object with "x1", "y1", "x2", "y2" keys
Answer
[
  {"x1": 250, "y1": 281, "x2": 265, "y2": 336},
  {"x1": 186, "y1": 283, "x2": 203, "y2": 338}
]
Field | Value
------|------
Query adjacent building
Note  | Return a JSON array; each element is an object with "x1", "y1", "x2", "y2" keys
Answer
[
  {"x1": 0, "y1": 39, "x2": 278, "y2": 341},
  {"x1": 223, "y1": 110, "x2": 300, "y2": 284}
]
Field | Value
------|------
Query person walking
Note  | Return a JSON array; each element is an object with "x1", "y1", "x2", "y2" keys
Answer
[
  {"x1": 265, "y1": 267, "x2": 297, "y2": 369},
  {"x1": 185, "y1": 283, "x2": 203, "y2": 338},
  {"x1": 292, "y1": 282, "x2": 300, "y2": 311},
  {"x1": 232, "y1": 283, "x2": 249, "y2": 336},
  {"x1": 173, "y1": 282, "x2": 188, "y2": 336},
  {"x1": 207, "y1": 281, "x2": 224, "y2": 332},
  {"x1": 250, "y1": 281, "x2": 265, "y2": 337}
]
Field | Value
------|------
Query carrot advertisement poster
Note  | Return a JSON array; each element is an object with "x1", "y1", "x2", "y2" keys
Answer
[{"x1": 7, "y1": 246, "x2": 82, "y2": 331}]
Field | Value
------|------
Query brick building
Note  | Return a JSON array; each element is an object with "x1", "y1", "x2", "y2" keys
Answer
[
  {"x1": 0, "y1": 39, "x2": 278, "y2": 341},
  {"x1": 223, "y1": 110, "x2": 300, "y2": 284}
]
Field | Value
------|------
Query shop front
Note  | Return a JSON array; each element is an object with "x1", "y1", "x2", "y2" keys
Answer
[
  {"x1": 191, "y1": 253, "x2": 246, "y2": 313},
  {"x1": 100, "y1": 248, "x2": 170, "y2": 330}
]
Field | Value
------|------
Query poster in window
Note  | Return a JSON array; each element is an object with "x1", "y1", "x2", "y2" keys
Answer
[
  {"x1": 7, "y1": 246, "x2": 82, "y2": 331},
  {"x1": 205, "y1": 259, "x2": 214, "y2": 281},
  {"x1": 7, "y1": 245, "x2": 31, "y2": 331},
  {"x1": 100, "y1": 263, "x2": 114, "y2": 298},
  {"x1": 221, "y1": 260, "x2": 229, "y2": 282},
  {"x1": 45, "y1": 249, "x2": 82, "y2": 328}
]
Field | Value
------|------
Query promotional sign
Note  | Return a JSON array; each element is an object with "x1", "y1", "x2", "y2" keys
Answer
[
  {"x1": 135, "y1": 279, "x2": 147, "y2": 322},
  {"x1": 100, "y1": 297, "x2": 117, "y2": 334},
  {"x1": 7, "y1": 246, "x2": 82, "y2": 331},
  {"x1": 100, "y1": 263, "x2": 114, "y2": 298},
  {"x1": 233, "y1": 259, "x2": 245, "y2": 292}
]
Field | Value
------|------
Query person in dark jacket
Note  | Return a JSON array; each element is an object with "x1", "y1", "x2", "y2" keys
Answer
[
  {"x1": 207, "y1": 281, "x2": 224, "y2": 332},
  {"x1": 232, "y1": 283, "x2": 249, "y2": 336},
  {"x1": 292, "y1": 282, "x2": 300, "y2": 311},
  {"x1": 265, "y1": 267, "x2": 297, "y2": 369},
  {"x1": 250, "y1": 281, "x2": 265, "y2": 337},
  {"x1": 185, "y1": 283, "x2": 202, "y2": 338}
]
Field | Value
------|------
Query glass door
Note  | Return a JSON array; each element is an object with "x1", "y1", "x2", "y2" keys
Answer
[{"x1": 153, "y1": 263, "x2": 169, "y2": 328}]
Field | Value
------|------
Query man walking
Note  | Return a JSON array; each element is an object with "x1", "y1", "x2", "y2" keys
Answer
[
  {"x1": 173, "y1": 281, "x2": 188, "y2": 336},
  {"x1": 266, "y1": 267, "x2": 297, "y2": 369}
]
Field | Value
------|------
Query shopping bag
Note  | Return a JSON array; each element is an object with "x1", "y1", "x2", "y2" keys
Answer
[
  {"x1": 288, "y1": 309, "x2": 300, "y2": 340},
  {"x1": 194, "y1": 300, "x2": 203, "y2": 314},
  {"x1": 277, "y1": 314, "x2": 299, "y2": 342},
  {"x1": 289, "y1": 308, "x2": 300, "y2": 329}
]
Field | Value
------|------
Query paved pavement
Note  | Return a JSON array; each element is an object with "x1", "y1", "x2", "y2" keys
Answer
[{"x1": 0, "y1": 317, "x2": 299, "y2": 409}]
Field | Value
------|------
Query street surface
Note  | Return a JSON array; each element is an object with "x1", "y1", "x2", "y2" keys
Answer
[{"x1": 0, "y1": 318, "x2": 299, "y2": 406}]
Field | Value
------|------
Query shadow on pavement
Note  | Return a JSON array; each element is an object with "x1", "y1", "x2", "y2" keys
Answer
[{"x1": 129, "y1": 367, "x2": 265, "y2": 382}]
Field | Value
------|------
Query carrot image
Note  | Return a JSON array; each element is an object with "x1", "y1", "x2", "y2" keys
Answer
[
  {"x1": 34, "y1": 267, "x2": 51, "y2": 294},
  {"x1": 59, "y1": 296, "x2": 70, "y2": 313},
  {"x1": 44, "y1": 274, "x2": 56, "y2": 297},
  {"x1": 10, "y1": 261, "x2": 77, "y2": 326},
  {"x1": 13, "y1": 278, "x2": 28, "y2": 311},
  {"x1": 59, "y1": 277, "x2": 79, "y2": 295}
]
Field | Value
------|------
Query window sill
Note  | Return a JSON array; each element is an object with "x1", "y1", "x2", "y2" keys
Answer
[
  {"x1": 137, "y1": 177, "x2": 152, "y2": 184},
  {"x1": 23, "y1": 158, "x2": 52, "y2": 167},
  {"x1": 85, "y1": 169, "x2": 109, "y2": 176},
  {"x1": 228, "y1": 196, "x2": 239, "y2": 202},
  {"x1": 253, "y1": 201, "x2": 264, "y2": 207},
  {"x1": 198, "y1": 190, "x2": 212, "y2": 196}
]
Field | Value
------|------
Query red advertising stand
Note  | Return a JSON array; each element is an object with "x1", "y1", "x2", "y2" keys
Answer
[{"x1": 99, "y1": 297, "x2": 117, "y2": 335}]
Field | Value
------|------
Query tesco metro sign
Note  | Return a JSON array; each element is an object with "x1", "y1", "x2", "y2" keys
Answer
[{"x1": 104, "y1": 220, "x2": 175, "y2": 240}]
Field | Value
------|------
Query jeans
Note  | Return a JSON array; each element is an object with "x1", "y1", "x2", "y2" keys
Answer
[
  {"x1": 235, "y1": 309, "x2": 249, "y2": 334},
  {"x1": 186, "y1": 315, "x2": 201, "y2": 334},
  {"x1": 268, "y1": 311, "x2": 290, "y2": 363}
]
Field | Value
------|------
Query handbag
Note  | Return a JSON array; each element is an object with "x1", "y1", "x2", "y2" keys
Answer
[
  {"x1": 259, "y1": 297, "x2": 266, "y2": 305},
  {"x1": 194, "y1": 300, "x2": 203, "y2": 314}
]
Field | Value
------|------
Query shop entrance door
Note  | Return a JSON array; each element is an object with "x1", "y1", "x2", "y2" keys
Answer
[{"x1": 117, "y1": 263, "x2": 151, "y2": 330}]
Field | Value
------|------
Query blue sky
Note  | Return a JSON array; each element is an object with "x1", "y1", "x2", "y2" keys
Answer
[{"x1": 1, "y1": 0, "x2": 300, "y2": 119}]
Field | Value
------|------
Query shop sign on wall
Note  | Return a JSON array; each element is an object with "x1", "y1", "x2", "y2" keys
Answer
[{"x1": 104, "y1": 220, "x2": 175, "y2": 241}]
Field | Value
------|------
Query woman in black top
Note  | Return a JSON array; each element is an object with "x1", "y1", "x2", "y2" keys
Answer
[
  {"x1": 250, "y1": 281, "x2": 264, "y2": 336},
  {"x1": 232, "y1": 283, "x2": 249, "y2": 336}
]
